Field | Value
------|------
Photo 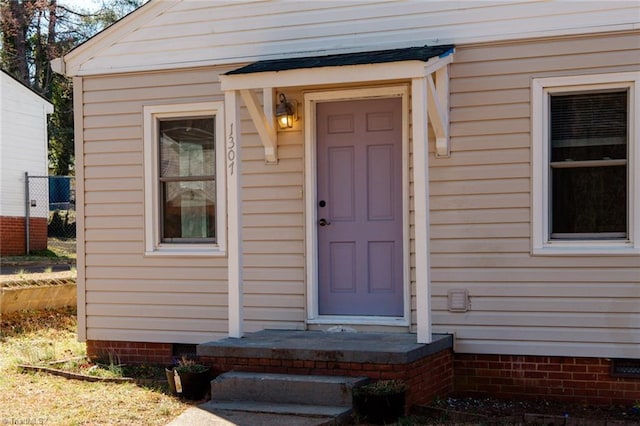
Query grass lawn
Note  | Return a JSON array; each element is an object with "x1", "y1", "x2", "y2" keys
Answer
[{"x1": 0, "y1": 307, "x2": 190, "y2": 425}]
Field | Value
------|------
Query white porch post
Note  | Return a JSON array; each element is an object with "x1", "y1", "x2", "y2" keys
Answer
[
  {"x1": 412, "y1": 77, "x2": 432, "y2": 344},
  {"x1": 225, "y1": 90, "x2": 244, "y2": 338}
]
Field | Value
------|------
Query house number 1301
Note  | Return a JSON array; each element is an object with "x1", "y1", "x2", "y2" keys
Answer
[{"x1": 227, "y1": 123, "x2": 236, "y2": 176}]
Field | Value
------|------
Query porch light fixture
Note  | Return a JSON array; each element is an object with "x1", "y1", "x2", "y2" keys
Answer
[{"x1": 275, "y1": 93, "x2": 297, "y2": 129}]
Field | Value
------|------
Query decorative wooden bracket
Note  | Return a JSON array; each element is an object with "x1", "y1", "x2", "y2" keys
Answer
[
  {"x1": 239, "y1": 88, "x2": 278, "y2": 164},
  {"x1": 426, "y1": 66, "x2": 450, "y2": 158}
]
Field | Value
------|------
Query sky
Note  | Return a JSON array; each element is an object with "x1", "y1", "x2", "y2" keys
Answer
[
  {"x1": 58, "y1": 0, "x2": 103, "y2": 13},
  {"x1": 58, "y1": 0, "x2": 151, "y2": 14}
]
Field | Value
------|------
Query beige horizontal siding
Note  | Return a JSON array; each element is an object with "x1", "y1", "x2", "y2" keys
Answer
[
  {"x1": 430, "y1": 178, "x2": 529, "y2": 196},
  {"x1": 81, "y1": 67, "x2": 231, "y2": 344},
  {"x1": 242, "y1": 173, "x2": 303, "y2": 188},
  {"x1": 85, "y1": 267, "x2": 229, "y2": 281},
  {"x1": 82, "y1": 139, "x2": 140, "y2": 154},
  {"x1": 240, "y1": 96, "x2": 306, "y2": 331},
  {"x1": 84, "y1": 165, "x2": 142, "y2": 179},
  {"x1": 431, "y1": 164, "x2": 530, "y2": 182},
  {"x1": 244, "y1": 241, "x2": 305, "y2": 254},
  {"x1": 84, "y1": 75, "x2": 305, "y2": 343},
  {"x1": 431, "y1": 31, "x2": 640, "y2": 358},
  {"x1": 89, "y1": 304, "x2": 227, "y2": 319},
  {"x1": 430, "y1": 223, "x2": 529, "y2": 239},
  {"x1": 82, "y1": 68, "x2": 219, "y2": 91},
  {"x1": 81, "y1": 82, "x2": 304, "y2": 337},
  {"x1": 85, "y1": 216, "x2": 143, "y2": 229},
  {"x1": 86, "y1": 329, "x2": 228, "y2": 345},
  {"x1": 450, "y1": 88, "x2": 530, "y2": 108},
  {"x1": 83, "y1": 83, "x2": 220, "y2": 104},
  {"x1": 431, "y1": 208, "x2": 530, "y2": 225},
  {"x1": 243, "y1": 213, "x2": 303, "y2": 228},
  {"x1": 452, "y1": 33, "x2": 639, "y2": 62},
  {"x1": 85, "y1": 241, "x2": 142, "y2": 254},
  {"x1": 85, "y1": 291, "x2": 226, "y2": 306},
  {"x1": 431, "y1": 193, "x2": 530, "y2": 210},
  {"x1": 87, "y1": 316, "x2": 226, "y2": 331},
  {"x1": 86, "y1": 278, "x2": 228, "y2": 292},
  {"x1": 452, "y1": 50, "x2": 638, "y2": 78},
  {"x1": 433, "y1": 268, "x2": 640, "y2": 283},
  {"x1": 435, "y1": 312, "x2": 640, "y2": 327},
  {"x1": 432, "y1": 254, "x2": 640, "y2": 269},
  {"x1": 84, "y1": 152, "x2": 142, "y2": 167},
  {"x1": 84, "y1": 191, "x2": 141, "y2": 205},
  {"x1": 445, "y1": 326, "x2": 640, "y2": 345}
]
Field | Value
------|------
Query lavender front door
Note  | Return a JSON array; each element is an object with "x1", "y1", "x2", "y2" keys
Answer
[{"x1": 317, "y1": 97, "x2": 403, "y2": 317}]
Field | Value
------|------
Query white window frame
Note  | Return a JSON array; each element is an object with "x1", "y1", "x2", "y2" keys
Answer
[
  {"x1": 532, "y1": 72, "x2": 640, "y2": 255},
  {"x1": 143, "y1": 102, "x2": 226, "y2": 256}
]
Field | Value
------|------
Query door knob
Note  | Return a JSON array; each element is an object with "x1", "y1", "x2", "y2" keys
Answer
[{"x1": 318, "y1": 218, "x2": 331, "y2": 227}]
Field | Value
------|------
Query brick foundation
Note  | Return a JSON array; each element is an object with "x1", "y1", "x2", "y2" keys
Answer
[
  {"x1": 454, "y1": 354, "x2": 640, "y2": 405},
  {"x1": 86, "y1": 338, "x2": 640, "y2": 407},
  {"x1": 87, "y1": 340, "x2": 173, "y2": 365},
  {"x1": 0, "y1": 216, "x2": 47, "y2": 256}
]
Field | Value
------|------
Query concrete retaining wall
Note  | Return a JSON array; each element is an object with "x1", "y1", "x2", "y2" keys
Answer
[{"x1": 1, "y1": 282, "x2": 76, "y2": 314}]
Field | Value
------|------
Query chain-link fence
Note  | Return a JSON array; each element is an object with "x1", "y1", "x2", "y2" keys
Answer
[{"x1": 26, "y1": 174, "x2": 76, "y2": 256}]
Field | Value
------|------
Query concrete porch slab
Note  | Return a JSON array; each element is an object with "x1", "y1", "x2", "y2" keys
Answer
[{"x1": 197, "y1": 330, "x2": 452, "y2": 364}]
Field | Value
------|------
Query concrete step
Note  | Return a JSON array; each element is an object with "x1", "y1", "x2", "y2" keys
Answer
[
  {"x1": 210, "y1": 372, "x2": 368, "y2": 408},
  {"x1": 167, "y1": 404, "x2": 339, "y2": 426},
  {"x1": 205, "y1": 400, "x2": 351, "y2": 419}
]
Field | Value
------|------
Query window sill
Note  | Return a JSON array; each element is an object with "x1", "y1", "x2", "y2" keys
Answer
[
  {"x1": 533, "y1": 242, "x2": 640, "y2": 256},
  {"x1": 145, "y1": 245, "x2": 226, "y2": 257}
]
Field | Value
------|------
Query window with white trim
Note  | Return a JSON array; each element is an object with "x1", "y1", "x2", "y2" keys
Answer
[
  {"x1": 143, "y1": 102, "x2": 226, "y2": 255},
  {"x1": 532, "y1": 72, "x2": 639, "y2": 254}
]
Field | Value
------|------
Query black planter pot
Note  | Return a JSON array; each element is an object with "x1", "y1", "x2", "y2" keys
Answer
[
  {"x1": 177, "y1": 368, "x2": 212, "y2": 400},
  {"x1": 353, "y1": 391, "x2": 406, "y2": 424}
]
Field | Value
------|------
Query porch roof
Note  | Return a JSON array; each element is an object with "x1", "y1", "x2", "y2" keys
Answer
[{"x1": 225, "y1": 44, "x2": 454, "y2": 75}]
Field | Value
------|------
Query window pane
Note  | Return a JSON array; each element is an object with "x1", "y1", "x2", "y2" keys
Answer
[
  {"x1": 551, "y1": 91, "x2": 627, "y2": 162},
  {"x1": 162, "y1": 180, "x2": 216, "y2": 241},
  {"x1": 549, "y1": 89, "x2": 628, "y2": 239},
  {"x1": 551, "y1": 166, "x2": 626, "y2": 235},
  {"x1": 160, "y1": 118, "x2": 215, "y2": 178}
]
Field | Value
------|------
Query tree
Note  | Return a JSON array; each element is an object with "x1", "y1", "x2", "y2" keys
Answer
[{"x1": 0, "y1": 0, "x2": 145, "y2": 175}]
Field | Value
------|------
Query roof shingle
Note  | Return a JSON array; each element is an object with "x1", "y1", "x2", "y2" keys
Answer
[{"x1": 225, "y1": 44, "x2": 454, "y2": 75}]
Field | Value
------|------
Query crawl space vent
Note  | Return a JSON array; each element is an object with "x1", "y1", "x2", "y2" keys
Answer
[
  {"x1": 447, "y1": 289, "x2": 469, "y2": 312},
  {"x1": 612, "y1": 359, "x2": 640, "y2": 377}
]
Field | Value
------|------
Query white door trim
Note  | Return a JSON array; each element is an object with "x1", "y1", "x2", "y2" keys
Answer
[{"x1": 304, "y1": 86, "x2": 410, "y2": 327}]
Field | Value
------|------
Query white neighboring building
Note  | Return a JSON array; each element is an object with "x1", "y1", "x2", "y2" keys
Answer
[{"x1": 0, "y1": 70, "x2": 53, "y2": 256}]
